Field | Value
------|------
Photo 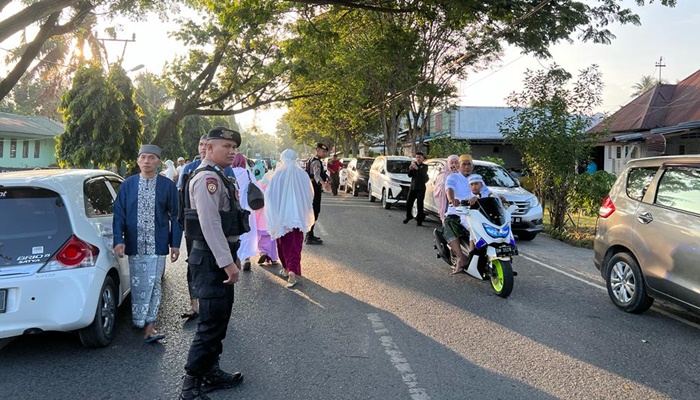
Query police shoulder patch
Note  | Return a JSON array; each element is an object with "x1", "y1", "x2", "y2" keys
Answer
[{"x1": 206, "y1": 177, "x2": 218, "y2": 194}]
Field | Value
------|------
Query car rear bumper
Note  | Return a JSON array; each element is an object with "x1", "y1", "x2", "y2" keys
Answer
[{"x1": 0, "y1": 268, "x2": 104, "y2": 339}]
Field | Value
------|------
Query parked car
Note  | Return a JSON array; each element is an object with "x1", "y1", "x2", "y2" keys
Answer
[
  {"x1": 338, "y1": 158, "x2": 351, "y2": 190},
  {"x1": 0, "y1": 169, "x2": 131, "y2": 347},
  {"x1": 368, "y1": 155, "x2": 413, "y2": 209},
  {"x1": 594, "y1": 155, "x2": 700, "y2": 314},
  {"x1": 421, "y1": 158, "x2": 544, "y2": 240},
  {"x1": 344, "y1": 157, "x2": 375, "y2": 196}
]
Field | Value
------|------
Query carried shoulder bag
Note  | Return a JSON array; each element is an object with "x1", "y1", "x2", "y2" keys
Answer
[{"x1": 246, "y1": 170, "x2": 265, "y2": 210}]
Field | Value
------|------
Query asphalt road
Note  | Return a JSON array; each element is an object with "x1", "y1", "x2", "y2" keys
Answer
[{"x1": 1, "y1": 191, "x2": 699, "y2": 400}]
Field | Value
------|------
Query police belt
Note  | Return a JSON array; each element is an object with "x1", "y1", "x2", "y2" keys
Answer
[{"x1": 192, "y1": 240, "x2": 238, "y2": 252}]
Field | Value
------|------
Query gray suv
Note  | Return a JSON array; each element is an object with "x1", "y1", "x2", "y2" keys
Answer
[{"x1": 594, "y1": 155, "x2": 700, "y2": 314}]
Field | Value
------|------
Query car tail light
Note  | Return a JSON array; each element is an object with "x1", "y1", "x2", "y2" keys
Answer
[
  {"x1": 41, "y1": 236, "x2": 99, "y2": 272},
  {"x1": 599, "y1": 195, "x2": 616, "y2": 218}
]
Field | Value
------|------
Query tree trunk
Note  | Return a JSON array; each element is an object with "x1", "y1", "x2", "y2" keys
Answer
[{"x1": 0, "y1": 0, "x2": 77, "y2": 43}]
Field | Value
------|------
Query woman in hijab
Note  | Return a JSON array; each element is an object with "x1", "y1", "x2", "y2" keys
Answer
[
  {"x1": 433, "y1": 154, "x2": 460, "y2": 221},
  {"x1": 161, "y1": 159, "x2": 178, "y2": 182},
  {"x1": 231, "y1": 152, "x2": 259, "y2": 270},
  {"x1": 264, "y1": 149, "x2": 315, "y2": 288},
  {"x1": 255, "y1": 169, "x2": 280, "y2": 266}
]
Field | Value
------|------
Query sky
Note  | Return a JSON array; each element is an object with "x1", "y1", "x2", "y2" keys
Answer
[{"x1": 4, "y1": 1, "x2": 700, "y2": 135}]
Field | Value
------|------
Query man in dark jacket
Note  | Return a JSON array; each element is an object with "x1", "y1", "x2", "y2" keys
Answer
[{"x1": 403, "y1": 151, "x2": 429, "y2": 226}]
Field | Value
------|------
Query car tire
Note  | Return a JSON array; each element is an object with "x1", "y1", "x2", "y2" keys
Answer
[
  {"x1": 382, "y1": 189, "x2": 391, "y2": 209},
  {"x1": 79, "y1": 275, "x2": 118, "y2": 348},
  {"x1": 368, "y1": 184, "x2": 376, "y2": 202},
  {"x1": 605, "y1": 252, "x2": 654, "y2": 313},
  {"x1": 353, "y1": 184, "x2": 359, "y2": 197},
  {"x1": 517, "y1": 231, "x2": 537, "y2": 241}
]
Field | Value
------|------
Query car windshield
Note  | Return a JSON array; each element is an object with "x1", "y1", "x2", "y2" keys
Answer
[
  {"x1": 474, "y1": 165, "x2": 519, "y2": 188},
  {"x1": 387, "y1": 160, "x2": 411, "y2": 173},
  {"x1": 0, "y1": 187, "x2": 72, "y2": 266},
  {"x1": 357, "y1": 159, "x2": 373, "y2": 171}
]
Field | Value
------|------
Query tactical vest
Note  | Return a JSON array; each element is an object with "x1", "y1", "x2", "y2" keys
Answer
[
  {"x1": 182, "y1": 165, "x2": 250, "y2": 241},
  {"x1": 306, "y1": 156, "x2": 328, "y2": 183}
]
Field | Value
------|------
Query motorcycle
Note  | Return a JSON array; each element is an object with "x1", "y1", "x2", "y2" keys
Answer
[{"x1": 433, "y1": 197, "x2": 519, "y2": 298}]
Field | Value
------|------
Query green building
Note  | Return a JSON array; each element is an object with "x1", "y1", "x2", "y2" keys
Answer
[{"x1": 0, "y1": 112, "x2": 64, "y2": 171}]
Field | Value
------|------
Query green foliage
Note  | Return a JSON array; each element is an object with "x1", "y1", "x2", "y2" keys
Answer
[
  {"x1": 568, "y1": 171, "x2": 617, "y2": 216},
  {"x1": 181, "y1": 115, "x2": 211, "y2": 159},
  {"x1": 57, "y1": 63, "x2": 143, "y2": 170},
  {"x1": 500, "y1": 64, "x2": 603, "y2": 230},
  {"x1": 481, "y1": 156, "x2": 505, "y2": 166},
  {"x1": 426, "y1": 137, "x2": 471, "y2": 158}
]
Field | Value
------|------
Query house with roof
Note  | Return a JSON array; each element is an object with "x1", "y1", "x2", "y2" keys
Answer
[
  {"x1": 588, "y1": 69, "x2": 700, "y2": 174},
  {"x1": 0, "y1": 112, "x2": 64, "y2": 171}
]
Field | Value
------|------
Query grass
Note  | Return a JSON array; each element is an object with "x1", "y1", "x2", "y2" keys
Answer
[{"x1": 542, "y1": 209, "x2": 598, "y2": 249}]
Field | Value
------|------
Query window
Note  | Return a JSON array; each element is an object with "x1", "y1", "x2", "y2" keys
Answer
[
  {"x1": 435, "y1": 113, "x2": 443, "y2": 132},
  {"x1": 0, "y1": 138, "x2": 3, "y2": 157},
  {"x1": 34, "y1": 140, "x2": 40, "y2": 158},
  {"x1": 626, "y1": 167, "x2": 657, "y2": 201},
  {"x1": 616, "y1": 146, "x2": 622, "y2": 159},
  {"x1": 655, "y1": 166, "x2": 700, "y2": 215},
  {"x1": 22, "y1": 140, "x2": 29, "y2": 158},
  {"x1": 10, "y1": 139, "x2": 16, "y2": 158},
  {"x1": 84, "y1": 177, "x2": 115, "y2": 217},
  {"x1": 679, "y1": 145, "x2": 686, "y2": 155}
]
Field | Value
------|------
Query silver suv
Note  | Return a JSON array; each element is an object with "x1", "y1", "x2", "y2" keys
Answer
[
  {"x1": 594, "y1": 155, "x2": 700, "y2": 314},
  {"x1": 422, "y1": 158, "x2": 543, "y2": 240}
]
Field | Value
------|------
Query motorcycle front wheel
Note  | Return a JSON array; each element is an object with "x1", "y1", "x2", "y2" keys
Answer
[{"x1": 489, "y1": 259, "x2": 514, "y2": 298}]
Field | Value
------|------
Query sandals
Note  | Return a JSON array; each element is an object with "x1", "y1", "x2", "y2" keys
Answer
[
  {"x1": 451, "y1": 266, "x2": 466, "y2": 275},
  {"x1": 144, "y1": 333, "x2": 166, "y2": 343},
  {"x1": 180, "y1": 310, "x2": 200, "y2": 319}
]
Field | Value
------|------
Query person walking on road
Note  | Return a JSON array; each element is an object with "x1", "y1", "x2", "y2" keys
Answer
[
  {"x1": 306, "y1": 143, "x2": 331, "y2": 244},
  {"x1": 327, "y1": 153, "x2": 343, "y2": 196},
  {"x1": 230, "y1": 152, "x2": 259, "y2": 271},
  {"x1": 403, "y1": 151, "x2": 429, "y2": 226},
  {"x1": 179, "y1": 127, "x2": 247, "y2": 400},
  {"x1": 265, "y1": 149, "x2": 315, "y2": 288},
  {"x1": 113, "y1": 144, "x2": 182, "y2": 344},
  {"x1": 433, "y1": 154, "x2": 459, "y2": 222}
]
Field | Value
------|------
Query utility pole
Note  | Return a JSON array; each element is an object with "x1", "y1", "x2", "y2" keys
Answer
[
  {"x1": 655, "y1": 56, "x2": 666, "y2": 82},
  {"x1": 97, "y1": 33, "x2": 136, "y2": 64}
]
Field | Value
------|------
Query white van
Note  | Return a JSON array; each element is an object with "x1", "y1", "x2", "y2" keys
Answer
[{"x1": 367, "y1": 156, "x2": 413, "y2": 209}]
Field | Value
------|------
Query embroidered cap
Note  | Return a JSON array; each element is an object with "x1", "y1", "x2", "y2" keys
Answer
[
  {"x1": 207, "y1": 127, "x2": 241, "y2": 146},
  {"x1": 459, "y1": 154, "x2": 473, "y2": 163},
  {"x1": 316, "y1": 143, "x2": 329, "y2": 151},
  {"x1": 138, "y1": 144, "x2": 161, "y2": 158}
]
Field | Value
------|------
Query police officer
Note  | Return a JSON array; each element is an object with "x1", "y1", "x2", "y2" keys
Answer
[
  {"x1": 180, "y1": 127, "x2": 246, "y2": 400},
  {"x1": 306, "y1": 142, "x2": 331, "y2": 244}
]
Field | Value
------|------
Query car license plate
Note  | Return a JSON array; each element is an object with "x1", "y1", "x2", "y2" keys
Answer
[
  {"x1": 0, "y1": 289, "x2": 6, "y2": 313},
  {"x1": 512, "y1": 217, "x2": 522, "y2": 223},
  {"x1": 496, "y1": 244, "x2": 517, "y2": 257}
]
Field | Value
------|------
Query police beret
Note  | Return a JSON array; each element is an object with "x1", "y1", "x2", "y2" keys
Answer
[
  {"x1": 207, "y1": 127, "x2": 241, "y2": 146},
  {"x1": 139, "y1": 144, "x2": 161, "y2": 158},
  {"x1": 316, "y1": 143, "x2": 329, "y2": 151}
]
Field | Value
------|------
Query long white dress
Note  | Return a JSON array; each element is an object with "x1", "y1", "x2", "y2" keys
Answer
[{"x1": 233, "y1": 167, "x2": 259, "y2": 261}]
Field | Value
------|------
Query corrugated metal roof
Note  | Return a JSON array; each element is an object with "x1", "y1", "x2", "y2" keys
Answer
[
  {"x1": 0, "y1": 112, "x2": 64, "y2": 138},
  {"x1": 590, "y1": 68, "x2": 700, "y2": 141}
]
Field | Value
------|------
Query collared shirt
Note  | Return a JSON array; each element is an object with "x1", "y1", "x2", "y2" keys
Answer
[
  {"x1": 189, "y1": 159, "x2": 238, "y2": 268},
  {"x1": 310, "y1": 158, "x2": 325, "y2": 185}
]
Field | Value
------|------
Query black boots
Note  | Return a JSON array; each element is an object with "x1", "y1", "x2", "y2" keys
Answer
[
  {"x1": 305, "y1": 233, "x2": 323, "y2": 245},
  {"x1": 180, "y1": 375, "x2": 209, "y2": 400},
  {"x1": 202, "y1": 365, "x2": 244, "y2": 393}
]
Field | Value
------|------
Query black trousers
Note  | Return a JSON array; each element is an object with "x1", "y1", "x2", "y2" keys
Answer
[
  {"x1": 185, "y1": 247, "x2": 235, "y2": 376},
  {"x1": 309, "y1": 181, "x2": 322, "y2": 236},
  {"x1": 330, "y1": 172, "x2": 340, "y2": 195},
  {"x1": 185, "y1": 237, "x2": 196, "y2": 299},
  {"x1": 406, "y1": 187, "x2": 426, "y2": 222}
]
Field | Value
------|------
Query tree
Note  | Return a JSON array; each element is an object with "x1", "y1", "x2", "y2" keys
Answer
[
  {"x1": 500, "y1": 64, "x2": 603, "y2": 230},
  {"x1": 426, "y1": 136, "x2": 471, "y2": 158},
  {"x1": 630, "y1": 74, "x2": 667, "y2": 98},
  {"x1": 56, "y1": 63, "x2": 143, "y2": 170}
]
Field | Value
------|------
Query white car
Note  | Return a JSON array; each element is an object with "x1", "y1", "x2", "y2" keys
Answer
[
  {"x1": 367, "y1": 155, "x2": 413, "y2": 209},
  {"x1": 0, "y1": 169, "x2": 130, "y2": 347},
  {"x1": 338, "y1": 158, "x2": 351, "y2": 190}
]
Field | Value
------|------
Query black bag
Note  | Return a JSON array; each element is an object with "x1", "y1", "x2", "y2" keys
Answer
[{"x1": 246, "y1": 170, "x2": 265, "y2": 210}]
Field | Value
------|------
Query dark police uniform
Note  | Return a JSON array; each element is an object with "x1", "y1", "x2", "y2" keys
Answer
[
  {"x1": 181, "y1": 127, "x2": 246, "y2": 399},
  {"x1": 405, "y1": 159, "x2": 429, "y2": 225},
  {"x1": 306, "y1": 143, "x2": 329, "y2": 243}
]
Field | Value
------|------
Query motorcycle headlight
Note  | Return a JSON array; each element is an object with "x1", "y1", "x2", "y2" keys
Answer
[{"x1": 483, "y1": 224, "x2": 510, "y2": 238}]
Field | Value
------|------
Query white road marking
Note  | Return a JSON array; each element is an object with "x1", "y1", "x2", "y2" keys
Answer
[
  {"x1": 366, "y1": 313, "x2": 431, "y2": 400},
  {"x1": 520, "y1": 253, "x2": 700, "y2": 331}
]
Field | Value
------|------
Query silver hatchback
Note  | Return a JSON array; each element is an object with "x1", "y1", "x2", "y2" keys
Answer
[{"x1": 594, "y1": 155, "x2": 700, "y2": 313}]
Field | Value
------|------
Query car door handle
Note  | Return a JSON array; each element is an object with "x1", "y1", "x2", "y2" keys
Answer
[{"x1": 637, "y1": 212, "x2": 653, "y2": 224}]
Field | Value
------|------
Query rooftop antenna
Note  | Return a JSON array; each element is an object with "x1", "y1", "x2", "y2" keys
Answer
[{"x1": 655, "y1": 56, "x2": 666, "y2": 82}]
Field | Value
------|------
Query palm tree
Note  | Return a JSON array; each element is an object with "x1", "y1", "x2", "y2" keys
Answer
[{"x1": 631, "y1": 75, "x2": 667, "y2": 98}]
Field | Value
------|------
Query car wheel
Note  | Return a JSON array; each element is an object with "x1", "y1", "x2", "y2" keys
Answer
[
  {"x1": 382, "y1": 189, "x2": 391, "y2": 209},
  {"x1": 517, "y1": 231, "x2": 537, "y2": 241},
  {"x1": 79, "y1": 276, "x2": 117, "y2": 348},
  {"x1": 605, "y1": 252, "x2": 654, "y2": 313},
  {"x1": 368, "y1": 184, "x2": 376, "y2": 202}
]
